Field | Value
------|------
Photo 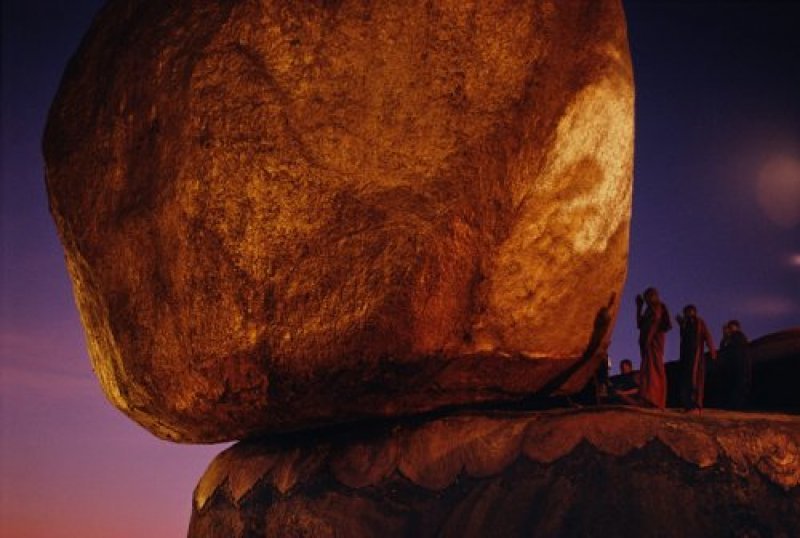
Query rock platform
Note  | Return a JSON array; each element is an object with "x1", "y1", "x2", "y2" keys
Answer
[{"x1": 190, "y1": 406, "x2": 800, "y2": 537}]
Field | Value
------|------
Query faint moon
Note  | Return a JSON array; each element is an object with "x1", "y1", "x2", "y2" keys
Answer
[{"x1": 757, "y1": 154, "x2": 800, "y2": 228}]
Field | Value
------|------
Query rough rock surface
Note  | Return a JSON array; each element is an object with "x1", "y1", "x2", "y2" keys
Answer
[
  {"x1": 44, "y1": 0, "x2": 634, "y2": 442},
  {"x1": 189, "y1": 407, "x2": 800, "y2": 537}
]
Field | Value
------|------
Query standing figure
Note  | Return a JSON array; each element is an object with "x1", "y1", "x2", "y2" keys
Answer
[
  {"x1": 720, "y1": 323, "x2": 733, "y2": 350},
  {"x1": 636, "y1": 288, "x2": 671, "y2": 409},
  {"x1": 720, "y1": 320, "x2": 750, "y2": 409},
  {"x1": 676, "y1": 305, "x2": 716, "y2": 412}
]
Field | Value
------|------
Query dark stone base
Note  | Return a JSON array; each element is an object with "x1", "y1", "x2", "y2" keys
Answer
[{"x1": 189, "y1": 407, "x2": 800, "y2": 537}]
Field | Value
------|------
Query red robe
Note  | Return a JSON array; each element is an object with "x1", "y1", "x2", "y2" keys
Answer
[
  {"x1": 678, "y1": 316, "x2": 715, "y2": 410},
  {"x1": 638, "y1": 303, "x2": 668, "y2": 408}
]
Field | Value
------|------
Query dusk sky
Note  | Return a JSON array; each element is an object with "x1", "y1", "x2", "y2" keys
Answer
[{"x1": 2, "y1": 1, "x2": 798, "y2": 537}]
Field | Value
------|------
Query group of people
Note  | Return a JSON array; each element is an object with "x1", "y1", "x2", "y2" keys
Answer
[{"x1": 608, "y1": 287, "x2": 751, "y2": 413}]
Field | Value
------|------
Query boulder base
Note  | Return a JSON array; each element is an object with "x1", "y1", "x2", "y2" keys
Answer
[
  {"x1": 45, "y1": 0, "x2": 633, "y2": 442},
  {"x1": 190, "y1": 407, "x2": 800, "y2": 537}
]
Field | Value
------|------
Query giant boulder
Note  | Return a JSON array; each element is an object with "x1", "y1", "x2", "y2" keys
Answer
[{"x1": 44, "y1": 0, "x2": 634, "y2": 442}]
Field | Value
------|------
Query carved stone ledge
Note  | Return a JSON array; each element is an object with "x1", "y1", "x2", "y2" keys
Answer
[{"x1": 190, "y1": 407, "x2": 800, "y2": 537}]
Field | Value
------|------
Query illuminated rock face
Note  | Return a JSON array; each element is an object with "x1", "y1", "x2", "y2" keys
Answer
[
  {"x1": 44, "y1": 0, "x2": 634, "y2": 442},
  {"x1": 188, "y1": 408, "x2": 800, "y2": 537}
]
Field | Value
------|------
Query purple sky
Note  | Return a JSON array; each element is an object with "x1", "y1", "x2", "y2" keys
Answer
[
  {"x1": 1, "y1": 1, "x2": 798, "y2": 536},
  {"x1": 613, "y1": 0, "x2": 799, "y2": 361}
]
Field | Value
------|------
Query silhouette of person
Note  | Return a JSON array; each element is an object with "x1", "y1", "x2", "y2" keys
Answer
[
  {"x1": 609, "y1": 359, "x2": 640, "y2": 405},
  {"x1": 636, "y1": 287, "x2": 671, "y2": 409},
  {"x1": 720, "y1": 322, "x2": 733, "y2": 349},
  {"x1": 676, "y1": 305, "x2": 716, "y2": 413},
  {"x1": 720, "y1": 320, "x2": 750, "y2": 409}
]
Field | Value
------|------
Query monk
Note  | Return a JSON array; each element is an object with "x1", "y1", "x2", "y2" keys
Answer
[
  {"x1": 720, "y1": 320, "x2": 750, "y2": 409},
  {"x1": 609, "y1": 359, "x2": 640, "y2": 405},
  {"x1": 636, "y1": 288, "x2": 671, "y2": 409},
  {"x1": 676, "y1": 305, "x2": 716, "y2": 413}
]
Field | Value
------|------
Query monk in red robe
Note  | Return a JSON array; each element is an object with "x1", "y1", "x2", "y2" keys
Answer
[
  {"x1": 676, "y1": 305, "x2": 716, "y2": 413},
  {"x1": 636, "y1": 287, "x2": 671, "y2": 409}
]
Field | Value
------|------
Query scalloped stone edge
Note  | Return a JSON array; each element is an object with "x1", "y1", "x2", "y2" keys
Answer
[{"x1": 194, "y1": 406, "x2": 800, "y2": 511}]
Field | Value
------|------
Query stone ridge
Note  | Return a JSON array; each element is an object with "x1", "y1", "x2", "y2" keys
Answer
[{"x1": 193, "y1": 407, "x2": 800, "y2": 511}]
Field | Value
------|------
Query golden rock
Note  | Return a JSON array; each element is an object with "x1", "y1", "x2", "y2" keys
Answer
[{"x1": 45, "y1": 0, "x2": 634, "y2": 442}]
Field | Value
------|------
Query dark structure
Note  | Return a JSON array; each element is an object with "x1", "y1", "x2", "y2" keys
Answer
[
  {"x1": 700, "y1": 328, "x2": 800, "y2": 412},
  {"x1": 746, "y1": 328, "x2": 800, "y2": 411}
]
